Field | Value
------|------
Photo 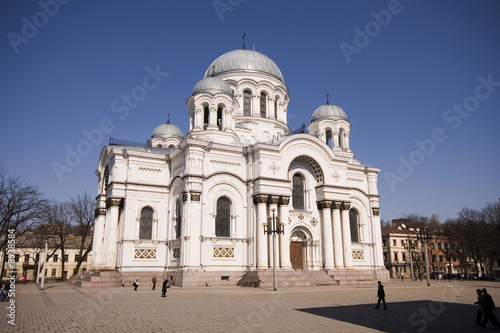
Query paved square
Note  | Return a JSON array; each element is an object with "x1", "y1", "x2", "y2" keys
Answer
[{"x1": 1, "y1": 279, "x2": 499, "y2": 332}]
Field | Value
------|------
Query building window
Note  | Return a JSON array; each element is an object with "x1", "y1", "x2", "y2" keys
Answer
[
  {"x1": 104, "y1": 167, "x2": 109, "y2": 190},
  {"x1": 140, "y1": 207, "x2": 153, "y2": 240},
  {"x1": 400, "y1": 240, "x2": 405, "y2": 247},
  {"x1": 53, "y1": 254, "x2": 58, "y2": 262},
  {"x1": 203, "y1": 106, "x2": 209, "y2": 129},
  {"x1": 394, "y1": 252, "x2": 398, "y2": 261},
  {"x1": 349, "y1": 209, "x2": 359, "y2": 243},
  {"x1": 432, "y1": 255, "x2": 437, "y2": 262},
  {"x1": 64, "y1": 254, "x2": 69, "y2": 262},
  {"x1": 393, "y1": 239, "x2": 397, "y2": 246},
  {"x1": 51, "y1": 269, "x2": 56, "y2": 277},
  {"x1": 75, "y1": 254, "x2": 80, "y2": 262},
  {"x1": 260, "y1": 92, "x2": 267, "y2": 117},
  {"x1": 217, "y1": 106, "x2": 223, "y2": 130},
  {"x1": 243, "y1": 90, "x2": 251, "y2": 116},
  {"x1": 274, "y1": 96, "x2": 279, "y2": 119},
  {"x1": 292, "y1": 173, "x2": 305, "y2": 210},
  {"x1": 326, "y1": 129, "x2": 333, "y2": 147},
  {"x1": 439, "y1": 255, "x2": 443, "y2": 262},
  {"x1": 175, "y1": 199, "x2": 182, "y2": 239},
  {"x1": 402, "y1": 253, "x2": 406, "y2": 261},
  {"x1": 24, "y1": 254, "x2": 29, "y2": 262},
  {"x1": 215, "y1": 197, "x2": 231, "y2": 237},
  {"x1": 14, "y1": 254, "x2": 19, "y2": 262}
]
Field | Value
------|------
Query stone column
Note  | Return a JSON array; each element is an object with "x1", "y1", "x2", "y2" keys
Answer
[
  {"x1": 372, "y1": 207, "x2": 385, "y2": 268},
  {"x1": 344, "y1": 132, "x2": 351, "y2": 151},
  {"x1": 332, "y1": 201, "x2": 344, "y2": 268},
  {"x1": 333, "y1": 131, "x2": 340, "y2": 148},
  {"x1": 318, "y1": 200, "x2": 334, "y2": 269},
  {"x1": 186, "y1": 192, "x2": 201, "y2": 269},
  {"x1": 103, "y1": 198, "x2": 122, "y2": 269},
  {"x1": 253, "y1": 95, "x2": 260, "y2": 117},
  {"x1": 208, "y1": 106, "x2": 218, "y2": 130},
  {"x1": 194, "y1": 107, "x2": 202, "y2": 130},
  {"x1": 341, "y1": 202, "x2": 353, "y2": 268},
  {"x1": 92, "y1": 207, "x2": 106, "y2": 267},
  {"x1": 254, "y1": 195, "x2": 269, "y2": 269},
  {"x1": 279, "y1": 196, "x2": 291, "y2": 269}
]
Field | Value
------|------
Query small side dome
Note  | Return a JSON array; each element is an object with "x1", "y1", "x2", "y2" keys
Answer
[
  {"x1": 151, "y1": 121, "x2": 183, "y2": 139},
  {"x1": 311, "y1": 103, "x2": 348, "y2": 122},
  {"x1": 192, "y1": 77, "x2": 233, "y2": 96}
]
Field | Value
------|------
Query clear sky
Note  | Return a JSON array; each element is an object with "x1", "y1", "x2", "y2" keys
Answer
[{"x1": 1, "y1": 0, "x2": 499, "y2": 223}]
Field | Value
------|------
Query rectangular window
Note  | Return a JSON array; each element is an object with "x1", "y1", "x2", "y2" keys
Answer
[
  {"x1": 14, "y1": 254, "x2": 20, "y2": 262},
  {"x1": 400, "y1": 240, "x2": 405, "y2": 247},
  {"x1": 45, "y1": 269, "x2": 48, "y2": 276},
  {"x1": 51, "y1": 269, "x2": 56, "y2": 277},
  {"x1": 393, "y1": 239, "x2": 397, "y2": 246},
  {"x1": 75, "y1": 254, "x2": 80, "y2": 262},
  {"x1": 53, "y1": 254, "x2": 58, "y2": 262},
  {"x1": 439, "y1": 255, "x2": 443, "y2": 262},
  {"x1": 402, "y1": 253, "x2": 406, "y2": 261},
  {"x1": 432, "y1": 255, "x2": 437, "y2": 262},
  {"x1": 64, "y1": 254, "x2": 69, "y2": 262},
  {"x1": 24, "y1": 254, "x2": 30, "y2": 262},
  {"x1": 394, "y1": 252, "x2": 398, "y2": 261}
]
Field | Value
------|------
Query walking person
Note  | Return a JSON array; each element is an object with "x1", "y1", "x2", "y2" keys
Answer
[
  {"x1": 133, "y1": 277, "x2": 139, "y2": 291},
  {"x1": 23, "y1": 275, "x2": 27, "y2": 284},
  {"x1": 480, "y1": 288, "x2": 500, "y2": 329},
  {"x1": 375, "y1": 281, "x2": 387, "y2": 310},
  {"x1": 474, "y1": 289, "x2": 484, "y2": 326},
  {"x1": 151, "y1": 275, "x2": 157, "y2": 290},
  {"x1": 161, "y1": 278, "x2": 170, "y2": 297}
]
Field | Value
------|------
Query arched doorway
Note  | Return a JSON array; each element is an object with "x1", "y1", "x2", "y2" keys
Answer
[{"x1": 289, "y1": 228, "x2": 312, "y2": 270}]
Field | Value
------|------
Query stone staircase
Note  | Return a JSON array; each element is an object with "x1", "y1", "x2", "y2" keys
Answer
[
  {"x1": 68, "y1": 269, "x2": 123, "y2": 288},
  {"x1": 238, "y1": 269, "x2": 390, "y2": 288}
]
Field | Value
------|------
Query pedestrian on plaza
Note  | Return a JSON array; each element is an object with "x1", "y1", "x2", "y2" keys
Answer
[
  {"x1": 133, "y1": 277, "x2": 139, "y2": 291},
  {"x1": 23, "y1": 275, "x2": 27, "y2": 284},
  {"x1": 375, "y1": 281, "x2": 387, "y2": 310},
  {"x1": 151, "y1": 275, "x2": 157, "y2": 290},
  {"x1": 161, "y1": 278, "x2": 170, "y2": 297},
  {"x1": 418, "y1": 272, "x2": 422, "y2": 281},
  {"x1": 480, "y1": 288, "x2": 500, "y2": 329},
  {"x1": 474, "y1": 289, "x2": 484, "y2": 326}
]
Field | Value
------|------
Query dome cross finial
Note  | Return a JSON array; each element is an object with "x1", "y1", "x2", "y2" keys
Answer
[
  {"x1": 242, "y1": 32, "x2": 246, "y2": 50},
  {"x1": 167, "y1": 113, "x2": 170, "y2": 124},
  {"x1": 326, "y1": 93, "x2": 330, "y2": 105}
]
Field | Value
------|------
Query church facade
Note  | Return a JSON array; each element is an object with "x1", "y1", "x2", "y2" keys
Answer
[{"x1": 92, "y1": 47, "x2": 388, "y2": 286}]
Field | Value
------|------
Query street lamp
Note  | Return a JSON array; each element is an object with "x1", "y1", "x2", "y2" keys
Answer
[
  {"x1": 416, "y1": 223, "x2": 432, "y2": 287},
  {"x1": 404, "y1": 236, "x2": 415, "y2": 281},
  {"x1": 263, "y1": 208, "x2": 284, "y2": 291}
]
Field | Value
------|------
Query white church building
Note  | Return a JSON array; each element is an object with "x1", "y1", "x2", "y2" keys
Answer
[{"x1": 92, "y1": 46, "x2": 389, "y2": 287}]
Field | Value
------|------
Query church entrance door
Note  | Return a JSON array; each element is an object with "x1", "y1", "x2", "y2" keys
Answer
[{"x1": 290, "y1": 241, "x2": 303, "y2": 270}]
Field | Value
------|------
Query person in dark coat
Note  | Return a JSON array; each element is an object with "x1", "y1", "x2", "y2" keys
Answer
[
  {"x1": 151, "y1": 275, "x2": 157, "y2": 290},
  {"x1": 161, "y1": 279, "x2": 170, "y2": 297},
  {"x1": 375, "y1": 281, "x2": 387, "y2": 310},
  {"x1": 480, "y1": 288, "x2": 500, "y2": 328},
  {"x1": 474, "y1": 288, "x2": 484, "y2": 326}
]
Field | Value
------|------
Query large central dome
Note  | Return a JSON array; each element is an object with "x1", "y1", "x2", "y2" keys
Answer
[{"x1": 204, "y1": 49, "x2": 284, "y2": 82}]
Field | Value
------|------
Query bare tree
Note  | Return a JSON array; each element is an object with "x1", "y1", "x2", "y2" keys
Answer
[
  {"x1": 68, "y1": 192, "x2": 95, "y2": 276},
  {"x1": 0, "y1": 167, "x2": 46, "y2": 279}
]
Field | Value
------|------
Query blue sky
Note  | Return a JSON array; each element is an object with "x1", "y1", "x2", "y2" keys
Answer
[{"x1": 1, "y1": 0, "x2": 499, "y2": 223}]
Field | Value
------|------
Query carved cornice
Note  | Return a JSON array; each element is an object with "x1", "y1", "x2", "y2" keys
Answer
[
  {"x1": 253, "y1": 194, "x2": 269, "y2": 205},
  {"x1": 317, "y1": 200, "x2": 332, "y2": 210},
  {"x1": 372, "y1": 207, "x2": 380, "y2": 216},
  {"x1": 94, "y1": 208, "x2": 107, "y2": 217}
]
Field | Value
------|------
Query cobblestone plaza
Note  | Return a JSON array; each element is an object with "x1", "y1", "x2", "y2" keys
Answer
[{"x1": 2, "y1": 279, "x2": 499, "y2": 332}]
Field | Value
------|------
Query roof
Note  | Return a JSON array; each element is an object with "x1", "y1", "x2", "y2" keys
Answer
[{"x1": 311, "y1": 103, "x2": 348, "y2": 122}]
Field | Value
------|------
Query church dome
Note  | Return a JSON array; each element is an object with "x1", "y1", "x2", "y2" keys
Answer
[
  {"x1": 151, "y1": 122, "x2": 183, "y2": 139},
  {"x1": 192, "y1": 77, "x2": 233, "y2": 96},
  {"x1": 204, "y1": 49, "x2": 284, "y2": 82},
  {"x1": 311, "y1": 103, "x2": 348, "y2": 122}
]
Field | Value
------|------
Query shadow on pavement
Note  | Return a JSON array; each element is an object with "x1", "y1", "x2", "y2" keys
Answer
[{"x1": 297, "y1": 301, "x2": 492, "y2": 332}]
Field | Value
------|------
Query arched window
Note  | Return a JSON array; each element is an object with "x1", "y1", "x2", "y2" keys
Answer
[
  {"x1": 139, "y1": 207, "x2": 153, "y2": 240},
  {"x1": 260, "y1": 92, "x2": 267, "y2": 117},
  {"x1": 292, "y1": 173, "x2": 305, "y2": 210},
  {"x1": 217, "y1": 106, "x2": 223, "y2": 130},
  {"x1": 203, "y1": 106, "x2": 209, "y2": 129},
  {"x1": 339, "y1": 128, "x2": 344, "y2": 149},
  {"x1": 326, "y1": 129, "x2": 333, "y2": 148},
  {"x1": 274, "y1": 96, "x2": 279, "y2": 119},
  {"x1": 215, "y1": 197, "x2": 231, "y2": 237},
  {"x1": 349, "y1": 208, "x2": 359, "y2": 243},
  {"x1": 174, "y1": 199, "x2": 182, "y2": 239},
  {"x1": 243, "y1": 90, "x2": 251, "y2": 116},
  {"x1": 103, "y1": 167, "x2": 109, "y2": 191}
]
